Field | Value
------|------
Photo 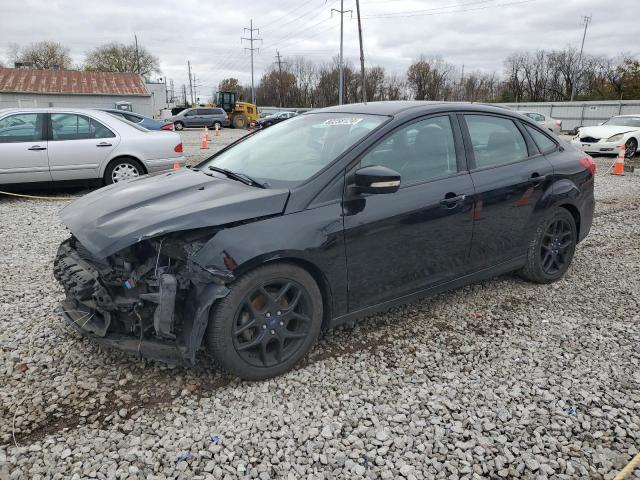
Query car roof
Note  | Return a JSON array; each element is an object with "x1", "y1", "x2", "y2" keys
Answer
[
  {"x1": 613, "y1": 114, "x2": 640, "y2": 118},
  {"x1": 100, "y1": 108, "x2": 143, "y2": 116},
  {"x1": 312, "y1": 101, "x2": 517, "y2": 117}
]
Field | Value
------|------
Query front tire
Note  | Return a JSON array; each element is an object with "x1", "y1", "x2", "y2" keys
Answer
[
  {"x1": 206, "y1": 263, "x2": 323, "y2": 380},
  {"x1": 232, "y1": 114, "x2": 247, "y2": 129},
  {"x1": 519, "y1": 208, "x2": 577, "y2": 284},
  {"x1": 174, "y1": 121, "x2": 184, "y2": 131},
  {"x1": 626, "y1": 138, "x2": 637, "y2": 158}
]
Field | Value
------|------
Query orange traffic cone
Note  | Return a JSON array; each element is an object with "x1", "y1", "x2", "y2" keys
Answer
[
  {"x1": 204, "y1": 126, "x2": 210, "y2": 141},
  {"x1": 173, "y1": 160, "x2": 181, "y2": 170},
  {"x1": 612, "y1": 145, "x2": 625, "y2": 176},
  {"x1": 248, "y1": 122, "x2": 255, "y2": 132},
  {"x1": 214, "y1": 124, "x2": 220, "y2": 137},
  {"x1": 200, "y1": 135, "x2": 209, "y2": 150}
]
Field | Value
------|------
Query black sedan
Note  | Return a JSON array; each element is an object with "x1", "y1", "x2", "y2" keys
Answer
[
  {"x1": 54, "y1": 102, "x2": 595, "y2": 380},
  {"x1": 255, "y1": 111, "x2": 297, "y2": 129}
]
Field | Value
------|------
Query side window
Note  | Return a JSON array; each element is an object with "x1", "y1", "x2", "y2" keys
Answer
[
  {"x1": 465, "y1": 115, "x2": 528, "y2": 168},
  {"x1": 525, "y1": 124, "x2": 556, "y2": 153},
  {"x1": 52, "y1": 114, "x2": 114, "y2": 140},
  {"x1": 361, "y1": 115, "x2": 458, "y2": 185},
  {"x1": 51, "y1": 114, "x2": 91, "y2": 140},
  {"x1": 90, "y1": 118, "x2": 116, "y2": 139},
  {"x1": 0, "y1": 113, "x2": 42, "y2": 143},
  {"x1": 184, "y1": 110, "x2": 196, "y2": 117}
]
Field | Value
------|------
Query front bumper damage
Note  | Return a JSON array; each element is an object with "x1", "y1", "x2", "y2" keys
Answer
[{"x1": 53, "y1": 235, "x2": 231, "y2": 366}]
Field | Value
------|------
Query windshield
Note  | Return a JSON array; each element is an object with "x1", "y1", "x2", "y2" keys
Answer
[
  {"x1": 603, "y1": 116, "x2": 640, "y2": 127},
  {"x1": 201, "y1": 113, "x2": 387, "y2": 187}
]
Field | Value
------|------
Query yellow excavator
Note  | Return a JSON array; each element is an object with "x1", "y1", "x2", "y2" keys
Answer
[{"x1": 214, "y1": 91, "x2": 259, "y2": 129}]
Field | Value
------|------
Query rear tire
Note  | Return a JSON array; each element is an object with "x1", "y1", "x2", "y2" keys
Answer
[
  {"x1": 103, "y1": 157, "x2": 145, "y2": 185},
  {"x1": 213, "y1": 121, "x2": 222, "y2": 130},
  {"x1": 206, "y1": 263, "x2": 323, "y2": 380},
  {"x1": 519, "y1": 208, "x2": 577, "y2": 284}
]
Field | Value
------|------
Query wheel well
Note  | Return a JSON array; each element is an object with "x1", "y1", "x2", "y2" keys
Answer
[
  {"x1": 105, "y1": 155, "x2": 147, "y2": 175},
  {"x1": 249, "y1": 258, "x2": 333, "y2": 330},
  {"x1": 559, "y1": 203, "x2": 581, "y2": 239}
]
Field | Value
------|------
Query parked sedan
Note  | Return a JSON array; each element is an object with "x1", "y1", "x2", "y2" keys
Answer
[
  {"x1": 99, "y1": 109, "x2": 175, "y2": 131},
  {"x1": 0, "y1": 108, "x2": 186, "y2": 185},
  {"x1": 519, "y1": 111, "x2": 562, "y2": 134},
  {"x1": 255, "y1": 111, "x2": 298, "y2": 129},
  {"x1": 170, "y1": 107, "x2": 230, "y2": 131},
  {"x1": 54, "y1": 102, "x2": 594, "y2": 380},
  {"x1": 571, "y1": 115, "x2": 640, "y2": 158}
]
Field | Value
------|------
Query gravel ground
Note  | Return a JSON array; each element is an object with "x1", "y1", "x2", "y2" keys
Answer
[{"x1": 1, "y1": 130, "x2": 639, "y2": 479}]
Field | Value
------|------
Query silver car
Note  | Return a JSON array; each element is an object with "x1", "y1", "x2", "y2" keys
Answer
[
  {"x1": 0, "y1": 108, "x2": 186, "y2": 185},
  {"x1": 519, "y1": 111, "x2": 562, "y2": 134}
]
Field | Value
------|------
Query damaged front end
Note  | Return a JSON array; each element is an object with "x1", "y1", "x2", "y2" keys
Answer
[{"x1": 53, "y1": 230, "x2": 232, "y2": 366}]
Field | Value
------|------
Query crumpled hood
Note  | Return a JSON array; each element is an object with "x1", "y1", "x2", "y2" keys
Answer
[
  {"x1": 578, "y1": 125, "x2": 639, "y2": 139},
  {"x1": 60, "y1": 168, "x2": 290, "y2": 259}
]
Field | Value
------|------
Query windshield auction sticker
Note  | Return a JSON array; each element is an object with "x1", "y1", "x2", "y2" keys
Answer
[{"x1": 323, "y1": 117, "x2": 363, "y2": 126}]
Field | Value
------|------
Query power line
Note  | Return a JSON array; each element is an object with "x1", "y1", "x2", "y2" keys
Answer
[
  {"x1": 242, "y1": 19, "x2": 262, "y2": 104},
  {"x1": 362, "y1": 0, "x2": 536, "y2": 18}
]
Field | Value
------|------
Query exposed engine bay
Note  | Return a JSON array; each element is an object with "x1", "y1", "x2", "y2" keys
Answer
[{"x1": 54, "y1": 229, "x2": 232, "y2": 365}]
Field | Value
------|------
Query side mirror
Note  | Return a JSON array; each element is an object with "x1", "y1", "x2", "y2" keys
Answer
[{"x1": 353, "y1": 165, "x2": 401, "y2": 194}]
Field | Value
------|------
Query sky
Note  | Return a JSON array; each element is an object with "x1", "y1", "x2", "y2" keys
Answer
[{"x1": 1, "y1": 0, "x2": 638, "y2": 100}]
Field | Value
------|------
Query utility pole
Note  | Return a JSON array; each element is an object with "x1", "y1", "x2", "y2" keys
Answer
[
  {"x1": 355, "y1": 0, "x2": 366, "y2": 103},
  {"x1": 571, "y1": 15, "x2": 592, "y2": 101},
  {"x1": 274, "y1": 50, "x2": 287, "y2": 108},
  {"x1": 134, "y1": 34, "x2": 141, "y2": 75},
  {"x1": 181, "y1": 84, "x2": 187, "y2": 106},
  {"x1": 242, "y1": 19, "x2": 262, "y2": 105},
  {"x1": 460, "y1": 64, "x2": 465, "y2": 101},
  {"x1": 332, "y1": 1, "x2": 352, "y2": 105},
  {"x1": 187, "y1": 61, "x2": 194, "y2": 106}
]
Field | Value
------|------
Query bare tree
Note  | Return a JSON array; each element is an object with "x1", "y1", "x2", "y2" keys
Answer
[
  {"x1": 84, "y1": 42, "x2": 159, "y2": 77},
  {"x1": 406, "y1": 56, "x2": 453, "y2": 100},
  {"x1": 12, "y1": 41, "x2": 72, "y2": 69}
]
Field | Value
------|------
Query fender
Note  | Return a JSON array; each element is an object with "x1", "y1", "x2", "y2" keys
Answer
[{"x1": 192, "y1": 202, "x2": 348, "y2": 320}]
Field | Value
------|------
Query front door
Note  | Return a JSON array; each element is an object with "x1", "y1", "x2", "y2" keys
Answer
[
  {"x1": 47, "y1": 113, "x2": 119, "y2": 181},
  {"x1": 0, "y1": 112, "x2": 51, "y2": 184},
  {"x1": 460, "y1": 113, "x2": 555, "y2": 269},
  {"x1": 343, "y1": 114, "x2": 475, "y2": 311}
]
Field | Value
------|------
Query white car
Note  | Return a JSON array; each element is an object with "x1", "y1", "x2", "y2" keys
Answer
[
  {"x1": 0, "y1": 108, "x2": 186, "y2": 185},
  {"x1": 519, "y1": 111, "x2": 562, "y2": 135},
  {"x1": 571, "y1": 115, "x2": 640, "y2": 158}
]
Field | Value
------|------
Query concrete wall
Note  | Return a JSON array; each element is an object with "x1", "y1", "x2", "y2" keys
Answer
[
  {"x1": 498, "y1": 100, "x2": 640, "y2": 132},
  {"x1": 0, "y1": 92, "x2": 154, "y2": 117}
]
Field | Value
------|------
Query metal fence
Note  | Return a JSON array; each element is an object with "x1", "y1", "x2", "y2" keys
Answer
[{"x1": 498, "y1": 100, "x2": 640, "y2": 133}]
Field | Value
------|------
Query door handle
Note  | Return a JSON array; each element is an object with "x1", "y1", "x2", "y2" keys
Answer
[
  {"x1": 440, "y1": 193, "x2": 466, "y2": 208},
  {"x1": 528, "y1": 173, "x2": 547, "y2": 185},
  {"x1": 28, "y1": 145, "x2": 46, "y2": 151},
  {"x1": 96, "y1": 142, "x2": 113, "y2": 147}
]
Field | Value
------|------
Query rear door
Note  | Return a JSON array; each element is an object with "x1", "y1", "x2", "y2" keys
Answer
[
  {"x1": 344, "y1": 114, "x2": 475, "y2": 311},
  {"x1": 460, "y1": 113, "x2": 554, "y2": 269},
  {"x1": 47, "y1": 113, "x2": 119, "y2": 181},
  {"x1": 0, "y1": 112, "x2": 51, "y2": 184}
]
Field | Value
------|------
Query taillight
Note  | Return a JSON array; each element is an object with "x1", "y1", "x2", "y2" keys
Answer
[
  {"x1": 555, "y1": 119, "x2": 562, "y2": 126},
  {"x1": 161, "y1": 123, "x2": 175, "y2": 131},
  {"x1": 579, "y1": 155, "x2": 596, "y2": 175},
  {"x1": 174, "y1": 143, "x2": 183, "y2": 153}
]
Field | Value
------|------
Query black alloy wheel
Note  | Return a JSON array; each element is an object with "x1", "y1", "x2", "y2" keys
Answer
[
  {"x1": 519, "y1": 208, "x2": 577, "y2": 283},
  {"x1": 540, "y1": 218, "x2": 574, "y2": 276},
  {"x1": 207, "y1": 263, "x2": 322, "y2": 380},
  {"x1": 233, "y1": 280, "x2": 313, "y2": 367}
]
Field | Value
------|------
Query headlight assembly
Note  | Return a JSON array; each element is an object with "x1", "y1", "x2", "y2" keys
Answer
[{"x1": 607, "y1": 133, "x2": 624, "y2": 143}]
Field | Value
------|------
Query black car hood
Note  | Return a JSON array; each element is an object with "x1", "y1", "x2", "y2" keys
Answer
[{"x1": 60, "y1": 168, "x2": 290, "y2": 259}]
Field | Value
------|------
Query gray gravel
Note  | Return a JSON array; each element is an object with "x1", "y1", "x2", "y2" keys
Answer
[{"x1": 1, "y1": 131, "x2": 640, "y2": 479}]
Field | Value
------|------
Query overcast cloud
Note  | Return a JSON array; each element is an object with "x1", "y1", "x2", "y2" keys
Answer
[{"x1": 1, "y1": 0, "x2": 638, "y2": 98}]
